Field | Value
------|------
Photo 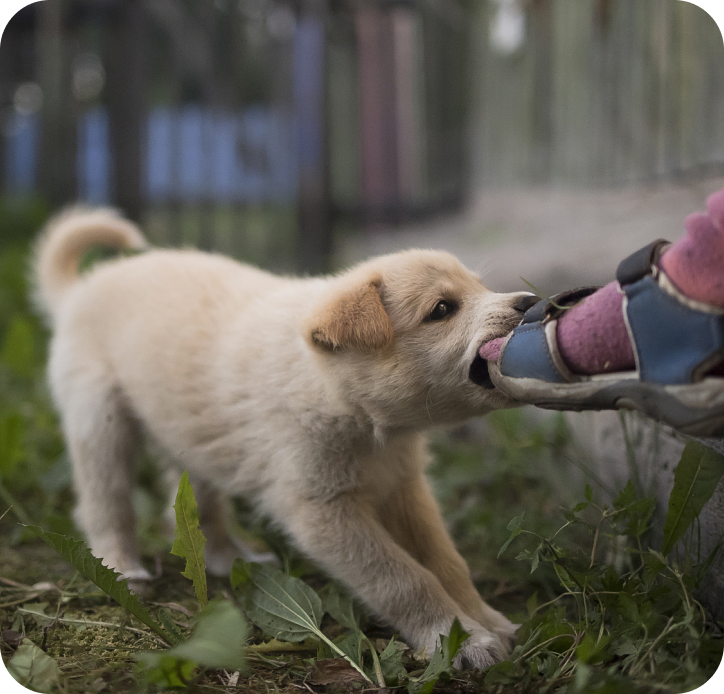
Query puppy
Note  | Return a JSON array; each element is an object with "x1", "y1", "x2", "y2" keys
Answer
[{"x1": 34, "y1": 207, "x2": 536, "y2": 668}]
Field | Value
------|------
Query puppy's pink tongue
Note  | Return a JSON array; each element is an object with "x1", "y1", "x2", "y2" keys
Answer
[{"x1": 480, "y1": 337, "x2": 505, "y2": 362}]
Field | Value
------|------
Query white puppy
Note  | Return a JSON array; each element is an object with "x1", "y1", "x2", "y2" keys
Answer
[{"x1": 34, "y1": 207, "x2": 536, "y2": 668}]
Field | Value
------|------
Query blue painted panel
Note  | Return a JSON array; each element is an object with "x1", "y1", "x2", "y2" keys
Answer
[
  {"x1": 3, "y1": 106, "x2": 297, "y2": 204},
  {"x1": 77, "y1": 107, "x2": 110, "y2": 204},
  {"x1": 4, "y1": 113, "x2": 38, "y2": 195}
]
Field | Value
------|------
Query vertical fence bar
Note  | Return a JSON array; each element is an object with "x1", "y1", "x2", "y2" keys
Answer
[{"x1": 294, "y1": 0, "x2": 331, "y2": 274}]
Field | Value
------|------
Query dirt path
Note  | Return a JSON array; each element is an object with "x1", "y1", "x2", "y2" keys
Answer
[{"x1": 340, "y1": 178, "x2": 724, "y2": 295}]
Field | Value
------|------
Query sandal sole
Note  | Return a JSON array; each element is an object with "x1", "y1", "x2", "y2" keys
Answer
[{"x1": 489, "y1": 363, "x2": 724, "y2": 437}]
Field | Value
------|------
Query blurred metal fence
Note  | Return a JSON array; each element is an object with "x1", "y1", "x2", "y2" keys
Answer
[
  {"x1": 2, "y1": 0, "x2": 724, "y2": 270},
  {"x1": 0, "y1": 0, "x2": 468, "y2": 272}
]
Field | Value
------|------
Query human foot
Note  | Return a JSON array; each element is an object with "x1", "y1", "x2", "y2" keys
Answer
[{"x1": 481, "y1": 188, "x2": 724, "y2": 436}]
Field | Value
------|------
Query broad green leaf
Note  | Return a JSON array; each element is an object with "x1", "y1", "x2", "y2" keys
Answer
[
  {"x1": 6, "y1": 638, "x2": 60, "y2": 692},
  {"x1": 231, "y1": 560, "x2": 323, "y2": 642},
  {"x1": 334, "y1": 629, "x2": 386, "y2": 687},
  {"x1": 530, "y1": 547, "x2": 541, "y2": 574},
  {"x1": 232, "y1": 560, "x2": 372, "y2": 683},
  {"x1": 334, "y1": 630, "x2": 364, "y2": 670},
  {"x1": 320, "y1": 582, "x2": 362, "y2": 631},
  {"x1": 613, "y1": 480, "x2": 636, "y2": 509},
  {"x1": 170, "y1": 471, "x2": 208, "y2": 607},
  {"x1": 138, "y1": 601, "x2": 246, "y2": 684},
  {"x1": 0, "y1": 316, "x2": 36, "y2": 377},
  {"x1": 576, "y1": 633, "x2": 610, "y2": 664},
  {"x1": 642, "y1": 549, "x2": 668, "y2": 586},
  {"x1": 169, "y1": 601, "x2": 247, "y2": 670},
  {"x1": 137, "y1": 654, "x2": 196, "y2": 688},
  {"x1": 584, "y1": 484, "x2": 593, "y2": 502},
  {"x1": 24, "y1": 525, "x2": 171, "y2": 644},
  {"x1": 485, "y1": 660, "x2": 524, "y2": 685},
  {"x1": 498, "y1": 512, "x2": 525, "y2": 557},
  {"x1": 379, "y1": 637, "x2": 407, "y2": 685},
  {"x1": 662, "y1": 442, "x2": 724, "y2": 555},
  {"x1": 618, "y1": 592, "x2": 640, "y2": 624},
  {"x1": 408, "y1": 618, "x2": 469, "y2": 694}
]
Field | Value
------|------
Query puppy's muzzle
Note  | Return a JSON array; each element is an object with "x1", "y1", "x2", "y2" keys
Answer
[
  {"x1": 469, "y1": 354, "x2": 494, "y2": 389},
  {"x1": 469, "y1": 294, "x2": 537, "y2": 390}
]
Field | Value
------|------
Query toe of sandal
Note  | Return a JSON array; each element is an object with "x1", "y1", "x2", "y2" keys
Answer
[{"x1": 489, "y1": 240, "x2": 724, "y2": 437}]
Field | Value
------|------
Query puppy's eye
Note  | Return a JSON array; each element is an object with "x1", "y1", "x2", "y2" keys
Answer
[{"x1": 427, "y1": 300, "x2": 456, "y2": 321}]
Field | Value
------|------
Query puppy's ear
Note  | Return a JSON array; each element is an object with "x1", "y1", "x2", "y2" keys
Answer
[{"x1": 306, "y1": 277, "x2": 393, "y2": 352}]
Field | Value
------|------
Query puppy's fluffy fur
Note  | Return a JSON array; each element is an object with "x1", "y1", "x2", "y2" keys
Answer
[{"x1": 34, "y1": 207, "x2": 532, "y2": 668}]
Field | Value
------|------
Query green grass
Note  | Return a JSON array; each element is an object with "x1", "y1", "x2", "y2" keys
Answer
[{"x1": 0, "y1": 199, "x2": 722, "y2": 692}]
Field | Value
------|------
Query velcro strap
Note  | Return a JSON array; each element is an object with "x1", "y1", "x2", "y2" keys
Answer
[
  {"x1": 521, "y1": 286, "x2": 600, "y2": 324},
  {"x1": 616, "y1": 239, "x2": 670, "y2": 286}
]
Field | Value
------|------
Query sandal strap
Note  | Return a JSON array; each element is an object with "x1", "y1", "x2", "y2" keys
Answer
[
  {"x1": 499, "y1": 322, "x2": 573, "y2": 384},
  {"x1": 616, "y1": 239, "x2": 670, "y2": 286},
  {"x1": 624, "y1": 275, "x2": 724, "y2": 384},
  {"x1": 500, "y1": 289, "x2": 601, "y2": 384},
  {"x1": 521, "y1": 286, "x2": 600, "y2": 325}
]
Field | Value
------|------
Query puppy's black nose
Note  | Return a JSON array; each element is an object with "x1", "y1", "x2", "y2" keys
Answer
[{"x1": 513, "y1": 294, "x2": 540, "y2": 313}]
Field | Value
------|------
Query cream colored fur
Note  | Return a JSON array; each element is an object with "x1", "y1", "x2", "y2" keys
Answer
[{"x1": 34, "y1": 207, "x2": 533, "y2": 669}]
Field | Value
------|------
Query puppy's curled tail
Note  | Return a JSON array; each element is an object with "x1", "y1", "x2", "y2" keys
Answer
[{"x1": 33, "y1": 207, "x2": 148, "y2": 322}]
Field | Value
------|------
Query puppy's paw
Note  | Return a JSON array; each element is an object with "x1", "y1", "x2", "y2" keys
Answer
[
  {"x1": 416, "y1": 619, "x2": 508, "y2": 671},
  {"x1": 487, "y1": 615, "x2": 519, "y2": 653},
  {"x1": 492, "y1": 620, "x2": 519, "y2": 653},
  {"x1": 453, "y1": 626, "x2": 509, "y2": 670},
  {"x1": 477, "y1": 604, "x2": 519, "y2": 652},
  {"x1": 205, "y1": 539, "x2": 279, "y2": 577}
]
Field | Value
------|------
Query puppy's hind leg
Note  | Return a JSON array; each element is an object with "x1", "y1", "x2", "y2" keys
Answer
[{"x1": 59, "y1": 371, "x2": 149, "y2": 581}]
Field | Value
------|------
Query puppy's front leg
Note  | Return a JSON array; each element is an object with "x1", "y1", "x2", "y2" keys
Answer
[
  {"x1": 380, "y1": 473, "x2": 517, "y2": 649},
  {"x1": 287, "y1": 493, "x2": 507, "y2": 669}
]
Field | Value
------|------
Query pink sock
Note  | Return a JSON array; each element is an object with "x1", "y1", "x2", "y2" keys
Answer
[
  {"x1": 556, "y1": 188, "x2": 724, "y2": 374},
  {"x1": 660, "y1": 213, "x2": 724, "y2": 310},
  {"x1": 479, "y1": 283, "x2": 631, "y2": 369},
  {"x1": 480, "y1": 187, "x2": 724, "y2": 374},
  {"x1": 556, "y1": 282, "x2": 632, "y2": 374}
]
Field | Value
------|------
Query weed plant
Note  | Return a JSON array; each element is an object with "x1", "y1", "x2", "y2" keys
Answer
[{"x1": 1, "y1": 199, "x2": 722, "y2": 692}]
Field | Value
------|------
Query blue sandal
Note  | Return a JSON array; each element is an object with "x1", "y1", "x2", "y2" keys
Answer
[{"x1": 488, "y1": 240, "x2": 724, "y2": 437}]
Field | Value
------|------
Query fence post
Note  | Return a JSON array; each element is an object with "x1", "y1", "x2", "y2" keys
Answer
[
  {"x1": 37, "y1": 0, "x2": 76, "y2": 206},
  {"x1": 529, "y1": 0, "x2": 554, "y2": 182},
  {"x1": 105, "y1": 0, "x2": 147, "y2": 223},
  {"x1": 294, "y1": 0, "x2": 331, "y2": 275}
]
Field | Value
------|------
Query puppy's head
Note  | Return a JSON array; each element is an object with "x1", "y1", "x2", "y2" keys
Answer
[{"x1": 305, "y1": 250, "x2": 534, "y2": 428}]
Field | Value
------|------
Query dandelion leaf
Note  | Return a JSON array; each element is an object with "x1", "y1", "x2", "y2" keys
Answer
[
  {"x1": 24, "y1": 525, "x2": 170, "y2": 643},
  {"x1": 170, "y1": 471, "x2": 208, "y2": 607}
]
